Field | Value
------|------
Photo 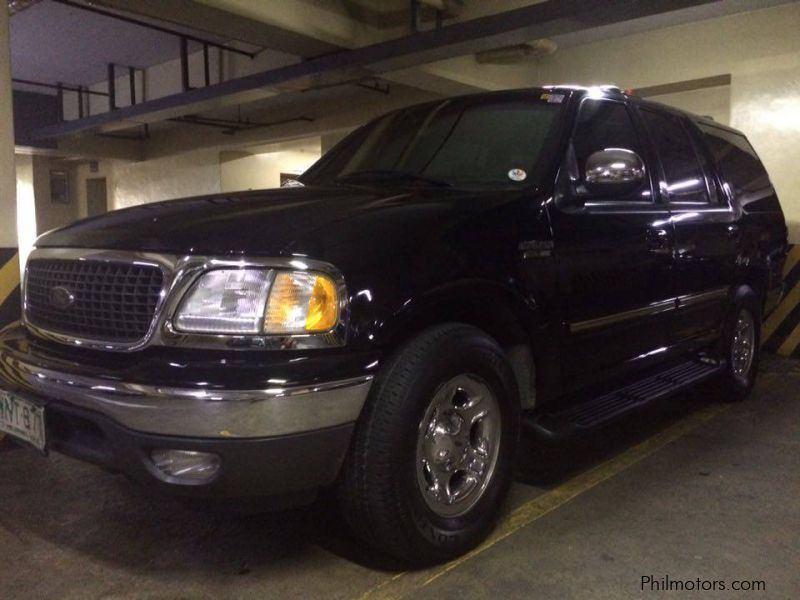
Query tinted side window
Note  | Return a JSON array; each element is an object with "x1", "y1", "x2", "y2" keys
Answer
[
  {"x1": 697, "y1": 124, "x2": 770, "y2": 195},
  {"x1": 640, "y1": 109, "x2": 709, "y2": 204},
  {"x1": 571, "y1": 99, "x2": 647, "y2": 201}
]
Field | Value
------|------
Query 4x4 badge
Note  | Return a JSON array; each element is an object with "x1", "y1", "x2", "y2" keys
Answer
[{"x1": 519, "y1": 239, "x2": 554, "y2": 259}]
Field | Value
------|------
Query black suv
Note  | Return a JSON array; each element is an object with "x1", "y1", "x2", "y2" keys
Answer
[{"x1": 0, "y1": 86, "x2": 787, "y2": 564}]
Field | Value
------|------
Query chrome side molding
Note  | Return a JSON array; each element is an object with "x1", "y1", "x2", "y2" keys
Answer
[{"x1": 570, "y1": 287, "x2": 729, "y2": 333}]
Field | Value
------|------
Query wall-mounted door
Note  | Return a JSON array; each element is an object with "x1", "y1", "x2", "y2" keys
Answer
[{"x1": 86, "y1": 177, "x2": 107, "y2": 217}]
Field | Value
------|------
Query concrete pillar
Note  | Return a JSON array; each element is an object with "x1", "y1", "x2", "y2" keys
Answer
[
  {"x1": 0, "y1": 5, "x2": 16, "y2": 248},
  {"x1": 0, "y1": 6, "x2": 21, "y2": 330}
]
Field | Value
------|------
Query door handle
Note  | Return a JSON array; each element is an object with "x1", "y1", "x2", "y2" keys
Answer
[{"x1": 646, "y1": 228, "x2": 672, "y2": 254}]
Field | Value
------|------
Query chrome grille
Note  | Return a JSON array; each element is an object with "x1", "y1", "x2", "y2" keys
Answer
[{"x1": 25, "y1": 259, "x2": 164, "y2": 343}]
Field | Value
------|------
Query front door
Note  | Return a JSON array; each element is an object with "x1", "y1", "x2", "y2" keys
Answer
[{"x1": 550, "y1": 97, "x2": 674, "y2": 391}]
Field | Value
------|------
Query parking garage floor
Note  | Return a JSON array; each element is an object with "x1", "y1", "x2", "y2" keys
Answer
[{"x1": 1, "y1": 355, "x2": 798, "y2": 599}]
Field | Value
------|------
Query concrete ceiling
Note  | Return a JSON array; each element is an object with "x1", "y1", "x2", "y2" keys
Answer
[
  {"x1": 12, "y1": 0, "x2": 800, "y2": 161},
  {"x1": 9, "y1": 0, "x2": 256, "y2": 89},
  {"x1": 32, "y1": 0, "x2": 732, "y2": 140},
  {"x1": 550, "y1": 0, "x2": 797, "y2": 49}
]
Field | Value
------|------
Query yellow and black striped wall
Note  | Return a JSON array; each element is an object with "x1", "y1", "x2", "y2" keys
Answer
[
  {"x1": 763, "y1": 244, "x2": 800, "y2": 359},
  {"x1": 0, "y1": 248, "x2": 20, "y2": 329},
  {"x1": 0, "y1": 249, "x2": 20, "y2": 447}
]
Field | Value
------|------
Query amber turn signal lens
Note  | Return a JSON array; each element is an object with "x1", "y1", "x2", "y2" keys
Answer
[
  {"x1": 305, "y1": 275, "x2": 338, "y2": 332},
  {"x1": 263, "y1": 271, "x2": 339, "y2": 334}
]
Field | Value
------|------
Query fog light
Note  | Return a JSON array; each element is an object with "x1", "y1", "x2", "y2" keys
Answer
[{"x1": 150, "y1": 449, "x2": 221, "y2": 485}]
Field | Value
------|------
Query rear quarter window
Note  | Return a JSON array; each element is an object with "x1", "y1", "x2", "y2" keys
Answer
[{"x1": 697, "y1": 124, "x2": 771, "y2": 196}]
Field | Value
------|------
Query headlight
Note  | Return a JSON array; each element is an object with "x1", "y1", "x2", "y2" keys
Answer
[{"x1": 174, "y1": 269, "x2": 340, "y2": 335}]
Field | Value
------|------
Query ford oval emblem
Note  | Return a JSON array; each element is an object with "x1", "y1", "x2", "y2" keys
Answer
[{"x1": 49, "y1": 286, "x2": 76, "y2": 310}]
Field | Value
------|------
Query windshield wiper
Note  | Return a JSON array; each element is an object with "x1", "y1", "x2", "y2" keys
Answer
[{"x1": 335, "y1": 170, "x2": 452, "y2": 187}]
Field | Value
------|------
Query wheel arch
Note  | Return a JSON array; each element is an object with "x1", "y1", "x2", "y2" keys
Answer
[{"x1": 377, "y1": 280, "x2": 544, "y2": 409}]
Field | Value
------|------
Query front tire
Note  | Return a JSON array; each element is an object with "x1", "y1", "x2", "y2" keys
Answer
[{"x1": 338, "y1": 324, "x2": 519, "y2": 565}]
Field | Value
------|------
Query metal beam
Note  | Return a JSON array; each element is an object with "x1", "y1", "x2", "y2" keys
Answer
[
  {"x1": 12, "y1": 78, "x2": 109, "y2": 97},
  {"x1": 33, "y1": 0, "x2": 719, "y2": 140},
  {"x1": 203, "y1": 44, "x2": 210, "y2": 87},
  {"x1": 129, "y1": 67, "x2": 136, "y2": 104},
  {"x1": 107, "y1": 63, "x2": 116, "y2": 110},
  {"x1": 180, "y1": 37, "x2": 190, "y2": 92}
]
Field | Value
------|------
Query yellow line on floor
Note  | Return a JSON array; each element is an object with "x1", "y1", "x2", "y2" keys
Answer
[
  {"x1": 777, "y1": 322, "x2": 800, "y2": 357},
  {"x1": 357, "y1": 403, "x2": 729, "y2": 600},
  {"x1": 763, "y1": 279, "x2": 800, "y2": 343},
  {"x1": 784, "y1": 244, "x2": 800, "y2": 278},
  {"x1": 0, "y1": 253, "x2": 20, "y2": 306}
]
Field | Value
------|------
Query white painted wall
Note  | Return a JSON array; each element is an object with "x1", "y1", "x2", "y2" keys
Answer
[
  {"x1": 14, "y1": 154, "x2": 36, "y2": 267},
  {"x1": 220, "y1": 147, "x2": 320, "y2": 192},
  {"x1": 112, "y1": 149, "x2": 221, "y2": 209},
  {"x1": 646, "y1": 86, "x2": 732, "y2": 126},
  {"x1": 72, "y1": 142, "x2": 322, "y2": 212},
  {"x1": 522, "y1": 2, "x2": 800, "y2": 241}
]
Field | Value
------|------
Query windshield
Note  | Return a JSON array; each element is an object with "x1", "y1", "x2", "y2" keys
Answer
[{"x1": 300, "y1": 92, "x2": 566, "y2": 190}]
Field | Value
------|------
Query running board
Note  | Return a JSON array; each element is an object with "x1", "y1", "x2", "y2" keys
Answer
[{"x1": 524, "y1": 360, "x2": 722, "y2": 440}]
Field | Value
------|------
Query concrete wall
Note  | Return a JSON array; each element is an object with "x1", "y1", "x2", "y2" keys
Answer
[
  {"x1": 71, "y1": 139, "x2": 323, "y2": 211},
  {"x1": 14, "y1": 154, "x2": 35, "y2": 267},
  {"x1": 646, "y1": 85, "x2": 732, "y2": 126},
  {"x1": 111, "y1": 149, "x2": 221, "y2": 210},
  {"x1": 523, "y1": 2, "x2": 800, "y2": 242},
  {"x1": 220, "y1": 147, "x2": 320, "y2": 192},
  {"x1": 31, "y1": 156, "x2": 80, "y2": 235}
]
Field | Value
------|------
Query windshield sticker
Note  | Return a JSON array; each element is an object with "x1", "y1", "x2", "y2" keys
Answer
[
  {"x1": 508, "y1": 168, "x2": 527, "y2": 182},
  {"x1": 540, "y1": 93, "x2": 565, "y2": 104}
]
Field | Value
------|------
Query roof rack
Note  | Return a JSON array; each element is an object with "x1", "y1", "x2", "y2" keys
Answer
[{"x1": 542, "y1": 84, "x2": 626, "y2": 96}]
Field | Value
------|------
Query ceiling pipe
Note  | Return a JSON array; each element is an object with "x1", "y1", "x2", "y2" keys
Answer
[{"x1": 475, "y1": 39, "x2": 558, "y2": 64}]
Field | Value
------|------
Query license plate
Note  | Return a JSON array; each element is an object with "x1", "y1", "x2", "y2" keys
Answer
[{"x1": 0, "y1": 390, "x2": 46, "y2": 452}]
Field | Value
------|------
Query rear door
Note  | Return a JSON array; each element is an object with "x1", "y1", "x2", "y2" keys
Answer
[
  {"x1": 550, "y1": 97, "x2": 674, "y2": 390},
  {"x1": 637, "y1": 106, "x2": 738, "y2": 346}
]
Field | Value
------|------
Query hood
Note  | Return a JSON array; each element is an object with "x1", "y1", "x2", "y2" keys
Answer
[{"x1": 37, "y1": 185, "x2": 537, "y2": 263}]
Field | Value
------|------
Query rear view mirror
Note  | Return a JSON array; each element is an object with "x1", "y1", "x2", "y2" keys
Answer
[{"x1": 584, "y1": 148, "x2": 645, "y2": 196}]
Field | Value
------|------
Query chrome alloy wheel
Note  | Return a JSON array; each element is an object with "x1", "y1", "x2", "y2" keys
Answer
[
  {"x1": 731, "y1": 308, "x2": 756, "y2": 378},
  {"x1": 415, "y1": 374, "x2": 502, "y2": 518}
]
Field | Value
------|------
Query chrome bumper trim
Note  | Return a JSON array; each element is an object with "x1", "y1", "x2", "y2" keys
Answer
[{"x1": 1, "y1": 354, "x2": 372, "y2": 438}]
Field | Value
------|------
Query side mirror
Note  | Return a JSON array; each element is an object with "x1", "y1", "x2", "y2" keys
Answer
[{"x1": 584, "y1": 148, "x2": 645, "y2": 196}]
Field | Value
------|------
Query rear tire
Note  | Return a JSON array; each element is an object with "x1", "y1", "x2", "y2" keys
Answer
[
  {"x1": 338, "y1": 324, "x2": 519, "y2": 565},
  {"x1": 711, "y1": 292, "x2": 761, "y2": 402}
]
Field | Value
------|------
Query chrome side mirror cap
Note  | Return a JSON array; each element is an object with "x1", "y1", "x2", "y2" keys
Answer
[{"x1": 584, "y1": 148, "x2": 645, "y2": 196}]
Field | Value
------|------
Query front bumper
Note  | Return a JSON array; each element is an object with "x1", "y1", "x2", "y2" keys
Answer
[
  {"x1": 0, "y1": 323, "x2": 375, "y2": 499},
  {"x1": 2, "y1": 352, "x2": 372, "y2": 439},
  {"x1": 45, "y1": 402, "x2": 357, "y2": 502}
]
